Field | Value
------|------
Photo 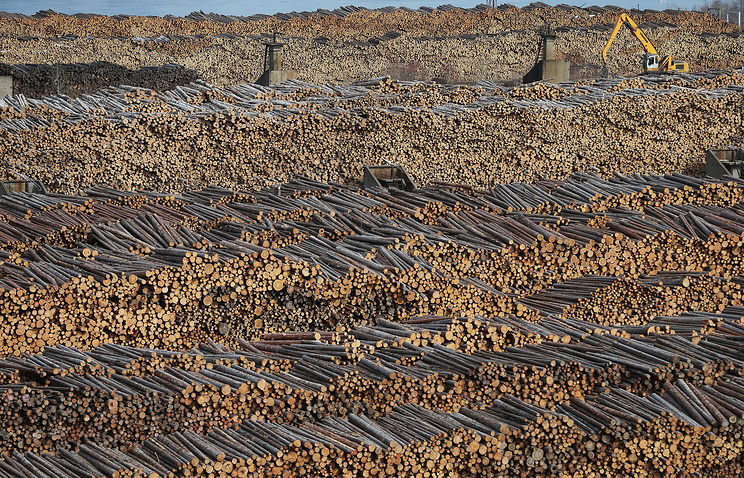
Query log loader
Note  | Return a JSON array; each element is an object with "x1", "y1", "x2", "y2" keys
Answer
[{"x1": 601, "y1": 13, "x2": 689, "y2": 76}]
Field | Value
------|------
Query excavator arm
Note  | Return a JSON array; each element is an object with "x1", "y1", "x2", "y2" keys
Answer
[{"x1": 601, "y1": 13, "x2": 658, "y2": 64}]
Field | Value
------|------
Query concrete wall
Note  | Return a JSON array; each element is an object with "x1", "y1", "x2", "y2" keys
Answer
[
  {"x1": 542, "y1": 59, "x2": 570, "y2": 83},
  {"x1": 0, "y1": 76, "x2": 11, "y2": 97}
]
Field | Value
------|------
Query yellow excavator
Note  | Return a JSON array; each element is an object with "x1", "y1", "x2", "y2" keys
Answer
[{"x1": 602, "y1": 13, "x2": 689, "y2": 75}]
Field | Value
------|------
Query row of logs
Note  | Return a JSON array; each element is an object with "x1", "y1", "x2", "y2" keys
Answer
[
  {"x1": 0, "y1": 8, "x2": 737, "y2": 41},
  {"x1": 1, "y1": 309, "x2": 743, "y2": 454},
  {"x1": 1, "y1": 71, "x2": 743, "y2": 194},
  {"x1": 0, "y1": 21, "x2": 741, "y2": 90},
  {"x1": 3, "y1": 378, "x2": 744, "y2": 477},
  {"x1": 0, "y1": 173, "x2": 741, "y2": 354},
  {"x1": 0, "y1": 62, "x2": 199, "y2": 100}
]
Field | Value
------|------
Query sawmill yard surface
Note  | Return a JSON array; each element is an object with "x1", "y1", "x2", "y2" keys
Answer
[{"x1": 3, "y1": 4, "x2": 744, "y2": 478}]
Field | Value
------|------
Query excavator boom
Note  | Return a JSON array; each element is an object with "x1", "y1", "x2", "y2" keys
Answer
[
  {"x1": 602, "y1": 13, "x2": 658, "y2": 64},
  {"x1": 601, "y1": 12, "x2": 688, "y2": 74}
]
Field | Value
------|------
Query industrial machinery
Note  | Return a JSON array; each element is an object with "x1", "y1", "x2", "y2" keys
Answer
[
  {"x1": 523, "y1": 25, "x2": 569, "y2": 84},
  {"x1": 706, "y1": 146, "x2": 744, "y2": 179},
  {"x1": 363, "y1": 165, "x2": 416, "y2": 191},
  {"x1": 0, "y1": 179, "x2": 46, "y2": 195},
  {"x1": 601, "y1": 13, "x2": 689, "y2": 75}
]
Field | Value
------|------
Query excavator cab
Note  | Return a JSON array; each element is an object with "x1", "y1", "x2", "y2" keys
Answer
[{"x1": 644, "y1": 54, "x2": 660, "y2": 72}]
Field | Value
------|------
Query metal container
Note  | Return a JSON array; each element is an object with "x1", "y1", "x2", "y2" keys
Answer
[
  {"x1": 706, "y1": 147, "x2": 744, "y2": 179},
  {"x1": 363, "y1": 165, "x2": 416, "y2": 191}
]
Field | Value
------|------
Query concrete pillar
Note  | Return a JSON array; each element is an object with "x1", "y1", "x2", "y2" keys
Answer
[{"x1": 542, "y1": 34, "x2": 557, "y2": 61}]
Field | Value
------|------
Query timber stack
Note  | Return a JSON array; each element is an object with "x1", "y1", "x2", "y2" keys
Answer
[
  {"x1": 1, "y1": 70, "x2": 744, "y2": 193},
  {"x1": 0, "y1": 6, "x2": 743, "y2": 477},
  {"x1": 0, "y1": 62, "x2": 199, "y2": 98},
  {"x1": 0, "y1": 6, "x2": 739, "y2": 39},
  {"x1": 0, "y1": 168, "x2": 742, "y2": 475},
  {"x1": 0, "y1": 172, "x2": 742, "y2": 353},
  {"x1": 0, "y1": 7, "x2": 741, "y2": 86}
]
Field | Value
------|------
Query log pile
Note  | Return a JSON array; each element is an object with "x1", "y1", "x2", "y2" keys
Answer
[
  {"x1": 0, "y1": 169, "x2": 741, "y2": 473},
  {"x1": 1, "y1": 70, "x2": 744, "y2": 194},
  {"x1": 0, "y1": 17, "x2": 742, "y2": 471},
  {"x1": 0, "y1": 8, "x2": 741, "y2": 87},
  {"x1": 2, "y1": 327, "x2": 744, "y2": 475},
  {"x1": 0, "y1": 6, "x2": 737, "y2": 40},
  {"x1": 0, "y1": 171, "x2": 741, "y2": 356},
  {"x1": 0, "y1": 62, "x2": 199, "y2": 99}
]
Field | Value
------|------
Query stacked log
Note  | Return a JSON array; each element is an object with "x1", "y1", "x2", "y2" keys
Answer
[
  {"x1": 0, "y1": 60, "x2": 741, "y2": 473},
  {"x1": 0, "y1": 7, "x2": 740, "y2": 88},
  {"x1": 1, "y1": 70, "x2": 744, "y2": 194},
  {"x1": 3, "y1": 375, "x2": 744, "y2": 476},
  {"x1": 0, "y1": 7, "x2": 737, "y2": 40},
  {"x1": 0, "y1": 171, "x2": 738, "y2": 358},
  {"x1": 0, "y1": 62, "x2": 199, "y2": 98},
  {"x1": 1, "y1": 308, "x2": 744, "y2": 456}
]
